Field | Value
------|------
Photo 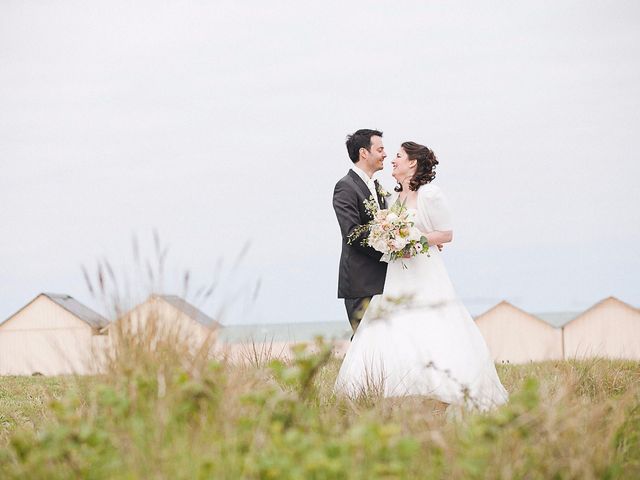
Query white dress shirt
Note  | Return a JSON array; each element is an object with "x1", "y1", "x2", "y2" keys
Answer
[{"x1": 351, "y1": 165, "x2": 379, "y2": 207}]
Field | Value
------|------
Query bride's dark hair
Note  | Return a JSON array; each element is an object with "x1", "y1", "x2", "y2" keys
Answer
[{"x1": 395, "y1": 141, "x2": 438, "y2": 192}]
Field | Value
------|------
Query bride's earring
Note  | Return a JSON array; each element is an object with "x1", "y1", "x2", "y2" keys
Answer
[{"x1": 394, "y1": 182, "x2": 403, "y2": 193}]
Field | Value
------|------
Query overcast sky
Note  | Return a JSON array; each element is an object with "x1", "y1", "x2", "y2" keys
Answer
[{"x1": 1, "y1": 1, "x2": 639, "y2": 326}]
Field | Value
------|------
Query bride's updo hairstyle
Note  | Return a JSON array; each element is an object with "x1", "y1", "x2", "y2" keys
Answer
[{"x1": 398, "y1": 141, "x2": 438, "y2": 192}]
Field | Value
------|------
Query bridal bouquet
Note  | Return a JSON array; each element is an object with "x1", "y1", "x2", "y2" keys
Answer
[{"x1": 348, "y1": 197, "x2": 429, "y2": 265}]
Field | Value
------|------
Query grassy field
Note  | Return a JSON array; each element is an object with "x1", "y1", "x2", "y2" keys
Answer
[{"x1": 1, "y1": 339, "x2": 639, "y2": 479}]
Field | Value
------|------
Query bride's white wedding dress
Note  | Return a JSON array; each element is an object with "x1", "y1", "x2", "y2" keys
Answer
[{"x1": 334, "y1": 184, "x2": 508, "y2": 411}]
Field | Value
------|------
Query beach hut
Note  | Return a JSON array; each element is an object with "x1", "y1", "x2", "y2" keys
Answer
[
  {"x1": 475, "y1": 301, "x2": 563, "y2": 363},
  {"x1": 109, "y1": 294, "x2": 220, "y2": 354},
  {"x1": 0, "y1": 293, "x2": 108, "y2": 375},
  {"x1": 563, "y1": 297, "x2": 640, "y2": 360}
]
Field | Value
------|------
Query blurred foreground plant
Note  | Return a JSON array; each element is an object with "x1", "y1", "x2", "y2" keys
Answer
[
  {"x1": 2, "y1": 345, "x2": 639, "y2": 479},
  {"x1": 1, "y1": 233, "x2": 639, "y2": 478}
]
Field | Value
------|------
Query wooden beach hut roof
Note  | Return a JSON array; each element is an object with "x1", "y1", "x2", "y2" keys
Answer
[
  {"x1": 475, "y1": 300, "x2": 551, "y2": 328},
  {"x1": 475, "y1": 301, "x2": 580, "y2": 329},
  {"x1": 0, "y1": 293, "x2": 108, "y2": 329},
  {"x1": 154, "y1": 294, "x2": 220, "y2": 328},
  {"x1": 563, "y1": 296, "x2": 640, "y2": 327}
]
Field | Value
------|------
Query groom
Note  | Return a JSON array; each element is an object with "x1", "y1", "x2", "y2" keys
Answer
[{"x1": 333, "y1": 129, "x2": 389, "y2": 337}]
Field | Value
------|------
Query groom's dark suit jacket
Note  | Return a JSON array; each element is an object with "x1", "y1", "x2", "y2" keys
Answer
[{"x1": 333, "y1": 169, "x2": 388, "y2": 299}]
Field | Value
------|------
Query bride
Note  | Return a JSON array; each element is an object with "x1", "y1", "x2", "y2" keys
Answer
[{"x1": 334, "y1": 141, "x2": 508, "y2": 411}]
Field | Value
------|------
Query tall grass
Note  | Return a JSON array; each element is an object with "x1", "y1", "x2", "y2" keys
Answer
[
  {"x1": 1, "y1": 239, "x2": 638, "y2": 478},
  {"x1": 1, "y1": 339, "x2": 638, "y2": 478}
]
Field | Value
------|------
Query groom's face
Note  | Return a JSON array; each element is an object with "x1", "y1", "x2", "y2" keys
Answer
[{"x1": 363, "y1": 135, "x2": 386, "y2": 173}]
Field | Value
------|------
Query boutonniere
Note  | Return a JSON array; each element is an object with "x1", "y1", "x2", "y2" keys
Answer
[{"x1": 376, "y1": 183, "x2": 392, "y2": 198}]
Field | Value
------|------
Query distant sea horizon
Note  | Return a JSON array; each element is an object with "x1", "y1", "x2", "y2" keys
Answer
[{"x1": 217, "y1": 310, "x2": 579, "y2": 343}]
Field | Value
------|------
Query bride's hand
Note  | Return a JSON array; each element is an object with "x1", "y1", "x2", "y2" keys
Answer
[{"x1": 425, "y1": 231, "x2": 453, "y2": 249}]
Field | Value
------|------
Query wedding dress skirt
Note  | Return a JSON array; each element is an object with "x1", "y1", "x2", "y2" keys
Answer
[{"x1": 334, "y1": 189, "x2": 508, "y2": 411}]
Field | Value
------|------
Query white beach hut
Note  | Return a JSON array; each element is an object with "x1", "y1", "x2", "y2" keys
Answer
[
  {"x1": 109, "y1": 294, "x2": 221, "y2": 354},
  {"x1": 0, "y1": 293, "x2": 108, "y2": 375},
  {"x1": 563, "y1": 297, "x2": 640, "y2": 360},
  {"x1": 475, "y1": 301, "x2": 564, "y2": 363}
]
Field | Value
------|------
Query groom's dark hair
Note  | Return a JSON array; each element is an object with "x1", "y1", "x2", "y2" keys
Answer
[{"x1": 345, "y1": 129, "x2": 383, "y2": 163}]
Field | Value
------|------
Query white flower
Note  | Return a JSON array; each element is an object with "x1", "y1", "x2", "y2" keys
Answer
[
  {"x1": 408, "y1": 227, "x2": 422, "y2": 242},
  {"x1": 373, "y1": 239, "x2": 389, "y2": 253},
  {"x1": 392, "y1": 237, "x2": 408, "y2": 250}
]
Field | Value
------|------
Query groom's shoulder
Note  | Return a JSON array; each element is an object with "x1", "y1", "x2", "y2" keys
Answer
[{"x1": 334, "y1": 171, "x2": 356, "y2": 191}]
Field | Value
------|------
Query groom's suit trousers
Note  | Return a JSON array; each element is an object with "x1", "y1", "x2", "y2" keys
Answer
[{"x1": 344, "y1": 297, "x2": 371, "y2": 338}]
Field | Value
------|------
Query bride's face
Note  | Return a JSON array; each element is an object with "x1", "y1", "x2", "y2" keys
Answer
[{"x1": 391, "y1": 148, "x2": 416, "y2": 181}]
